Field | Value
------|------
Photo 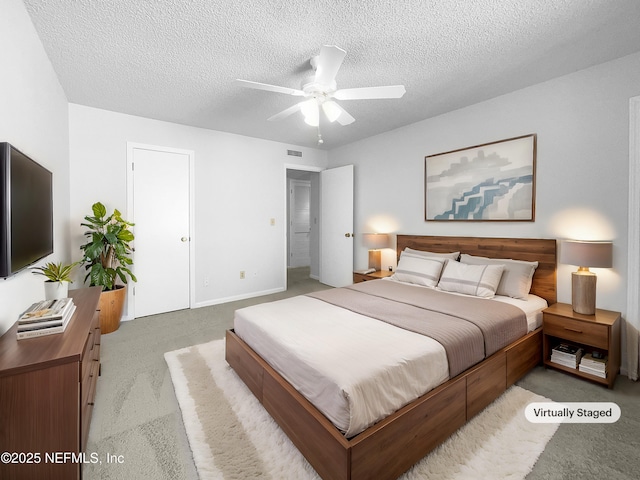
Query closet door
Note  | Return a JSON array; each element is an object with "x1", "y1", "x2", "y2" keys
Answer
[{"x1": 129, "y1": 144, "x2": 193, "y2": 318}]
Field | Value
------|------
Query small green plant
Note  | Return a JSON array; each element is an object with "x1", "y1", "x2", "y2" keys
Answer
[
  {"x1": 31, "y1": 261, "x2": 80, "y2": 283},
  {"x1": 80, "y1": 202, "x2": 137, "y2": 291}
]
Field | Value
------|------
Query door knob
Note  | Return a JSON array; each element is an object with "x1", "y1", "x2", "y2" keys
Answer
[
  {"x1": 345, "y1": 233, "x2": 353, "y2": 238},
  {"x1": 181, "y1": 237, "x2": 188, "y2": 242}
]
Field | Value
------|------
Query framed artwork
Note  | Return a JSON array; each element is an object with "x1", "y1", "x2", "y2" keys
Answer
[{"x1": 425, "y1": 134, "x2": 536, "y2": 221}]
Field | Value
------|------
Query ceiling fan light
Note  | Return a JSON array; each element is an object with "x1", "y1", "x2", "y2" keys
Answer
[
  {"x1": 322, "y1": 101, "x2": 342, "y2": 122},
  {"x1": 301, "y1": 99, "x2": 319, "y2": 126}
]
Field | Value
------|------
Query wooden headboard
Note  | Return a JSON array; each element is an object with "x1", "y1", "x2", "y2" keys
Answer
[{"x1": 396, "y1": 235, "x2": 557, "y2": 304}]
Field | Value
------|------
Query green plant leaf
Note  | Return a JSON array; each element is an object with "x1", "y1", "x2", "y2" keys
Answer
[
  {"x1": 104, "y1": 232, "x2": 118, "y2": 244},
  {"x1": 83, "y1": 239, "x2": 104, "y2": 260},
  {"x1": 118, "y1": 230, "x2": 135, "y2": 242},
  {"x1": 92, "y1": 202, "x2": 107, "y2": 219}
]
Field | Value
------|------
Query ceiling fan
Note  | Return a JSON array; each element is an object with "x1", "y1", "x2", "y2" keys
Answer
[{"x1": 237, "y1": 45, "x2": 406, "y2": 139}]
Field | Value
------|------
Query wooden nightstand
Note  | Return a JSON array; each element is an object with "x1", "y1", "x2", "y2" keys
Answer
[
  {"x1": 542, "y1": 303, "x2": 620, "y2": 388},
  {"x1": 353, "y1": 270, "x2": 394, "y2": 283}
]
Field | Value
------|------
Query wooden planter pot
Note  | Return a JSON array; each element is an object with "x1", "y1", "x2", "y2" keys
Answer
[{"x1": 98, "y1": 285, "x2": 126, "y2": 334}]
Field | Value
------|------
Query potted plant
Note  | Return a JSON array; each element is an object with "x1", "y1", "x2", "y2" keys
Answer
[
  {"x1": 80, "y1": 202, "x2": 137, "y2": 333},
  {"x1": 31, "y1": 261, "x2": 80, "y2": 300}
]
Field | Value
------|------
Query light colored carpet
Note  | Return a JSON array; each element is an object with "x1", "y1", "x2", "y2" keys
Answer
[{"x1": 166, "y1": 339, "x2": 560, "y2": 480}]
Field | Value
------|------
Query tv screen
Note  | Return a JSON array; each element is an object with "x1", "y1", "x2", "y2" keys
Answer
[{"x1": 0, "y1": 143, "x2": 54, "y2": 277}]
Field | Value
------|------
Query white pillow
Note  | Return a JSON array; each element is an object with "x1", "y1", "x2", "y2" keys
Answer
[
  {"x1": 393, "y1": 251, "x2": 446, "y2": 287},
  {"x1": 437, "y1": 261, "x2": 505, "y2": 298},
  {"x1": 459, "y1": 254, "x2": 538, "y2": 300},
  {"x1": 403, "y1": 247, "x2": 460, "y2": 260}
]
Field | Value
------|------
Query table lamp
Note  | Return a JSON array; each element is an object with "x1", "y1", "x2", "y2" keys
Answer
[
  {"x1": 363, "y1": 233, "x2": 390, "y2": 271},
  {"x1": 561, "y1": 240, "x2": 612, "y2": 315}
]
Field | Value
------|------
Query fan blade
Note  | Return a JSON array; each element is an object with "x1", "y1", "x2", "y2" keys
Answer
[
  {"x1": 334, "y1": 103, "x2": 355, "y2": 126},
  {"x1": 267, "y1": 102, "x2": 304, "y2": 121},
  {"x1": 314, "y1": 45, "x2": 346, "y2": 86},
  {"x1": 334, "y1": 85, "x2": 406, "y2": 100},
  {"x1": 237, "y1": 79, "x2": 305, "y2": 96}
]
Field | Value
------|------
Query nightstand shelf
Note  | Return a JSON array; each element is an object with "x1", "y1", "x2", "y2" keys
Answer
[
  {"x1": 353, "y1": 270, "x2": 394, "y2": 283},
  {"x1": 542, "y1": 303, "x2": 620, "y2": 388}
]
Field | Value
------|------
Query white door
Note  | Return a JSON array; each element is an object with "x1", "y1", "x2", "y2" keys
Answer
[
  {"x1": 129, "y1": 145, "x2": 192, "y2": 317},
  {"x1": 320, "y1": 165, "x2": 354, "y2": 287},
  {"x1": 289, "y1": 179, "x2": 311, "y2": 267}
]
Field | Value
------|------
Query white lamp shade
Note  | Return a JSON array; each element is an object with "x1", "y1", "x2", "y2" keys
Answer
[
  {"x1": 322, "y1": 101, "x2": 342, "y2": 122},
  {"x1": 561, "y1": 240, "x2": 613, "y2": 268},
  {"x1": 363, "y1": 233, "x2": 390, "y2": 249},
  {"x1": 301, "y1": 99, "x2": 319, "y2": 126}
]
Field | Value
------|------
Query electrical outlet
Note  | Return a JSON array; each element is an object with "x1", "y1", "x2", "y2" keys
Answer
[
  {"x1": 270, "y1": 218, "x2": 276, "y2": 226},
  {"x1": 240, "y1": 271, "x2": 245, "y2": 279},
  {"x1": 203, "y1": 275, "x2": 210, "y2": 287}
]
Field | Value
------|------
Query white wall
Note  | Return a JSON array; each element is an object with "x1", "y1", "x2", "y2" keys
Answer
[
  {"x1": 328, "y1": 52, "x2": 640, "y2": 372},
  {"x1": 68, "y1": 105, "x2": 328, "y2": 311},
  {"x1": 0, "y1": 0, "x2": 70, "y2": 335}
]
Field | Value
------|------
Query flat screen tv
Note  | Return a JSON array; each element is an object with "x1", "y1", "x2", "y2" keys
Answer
[{"x1": 0, "y1": 142, "x2": 53, "y2": 278}]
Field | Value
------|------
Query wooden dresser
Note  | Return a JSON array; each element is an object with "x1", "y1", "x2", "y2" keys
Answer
[{"x1": 0, "y1": 287, "x2": 102, "y2": 480}]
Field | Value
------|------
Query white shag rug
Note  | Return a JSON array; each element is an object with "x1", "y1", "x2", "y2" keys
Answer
[{"x1": 165, "y1": 339, "x2": 559, "y2": 480}]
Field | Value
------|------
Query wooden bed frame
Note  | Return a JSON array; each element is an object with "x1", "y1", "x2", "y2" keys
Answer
[{"x1": 226, "y1": 235, "x2": 557, "y2": 480}]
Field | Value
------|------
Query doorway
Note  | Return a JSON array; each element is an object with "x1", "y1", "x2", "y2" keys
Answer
[
  {"x1": 285, "y1": 164, "x2": 354, "y2": 289},
  {"x1": 289, "y1": 178, "x2": 311, "y2": 268},
  {"x1": 286, "y1": 169, "x2": 320, "y2": 285}
]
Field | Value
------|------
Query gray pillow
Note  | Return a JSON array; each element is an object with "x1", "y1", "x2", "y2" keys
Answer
[
  {"x1": 437, "y1": 261, "x2": 505, "y2": 298},
  {"x1": 459, "y1": 254, "x2": 538, "y2": 299},
  {"x1": 393, "y1": 252, "x2": 446, "y2": 287}
]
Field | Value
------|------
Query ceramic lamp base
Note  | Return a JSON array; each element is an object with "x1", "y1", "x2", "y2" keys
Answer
[
  {"x1": 368, "y1": 250, "x2": 381, "y2": 271},
  {"x1": 571, "y1": 270, "x2": 597, "y2": 315}
]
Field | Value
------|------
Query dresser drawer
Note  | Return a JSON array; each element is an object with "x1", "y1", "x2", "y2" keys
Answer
[
  {"x1": 543, "y1": 314, "x2": 609, "y2": 349},
  {"x1": 81, "y1": 328, "x2": 95, "y2": 381}
]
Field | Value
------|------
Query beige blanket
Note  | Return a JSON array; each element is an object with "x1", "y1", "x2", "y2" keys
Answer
[{"x1": 308, "y1": 280, "x2": 527, "y2": 377}]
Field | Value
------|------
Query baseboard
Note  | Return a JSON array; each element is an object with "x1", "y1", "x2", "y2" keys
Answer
[{"x1": 193, "y1": 287, "x2": 286, "y2": 309}]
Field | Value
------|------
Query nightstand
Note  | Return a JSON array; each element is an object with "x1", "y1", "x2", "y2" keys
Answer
[
  {"x1": 542, "y1": 303, "x2": 620, "y2": 388},
  {"x1": 353, "y1": 270, "x2": 394, "y2": 283}
]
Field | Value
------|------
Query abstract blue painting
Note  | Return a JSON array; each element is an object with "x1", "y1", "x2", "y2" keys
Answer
[{"x1": 425, "y1": 134, "x2": 536, "y2": 221}]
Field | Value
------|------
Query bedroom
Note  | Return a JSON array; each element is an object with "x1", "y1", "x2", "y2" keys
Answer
[{"x1": 0, "y1": 0, "x2": 639, "y2": 478}]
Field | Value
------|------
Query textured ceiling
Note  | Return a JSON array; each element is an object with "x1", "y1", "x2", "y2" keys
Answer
[{"x1": 23, "y1": 0, "x2": 640, "y2": 149}]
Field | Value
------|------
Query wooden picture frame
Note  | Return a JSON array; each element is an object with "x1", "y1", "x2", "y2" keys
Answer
[{"x1": 425, "y1": 134, "x2": 536, "y2": 221}]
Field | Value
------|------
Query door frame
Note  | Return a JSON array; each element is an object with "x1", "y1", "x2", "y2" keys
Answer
[
  {"x1": 284, "y1": 165, "x2": 323, "y2": 287},
  {"x1": 126, "y1": 142, "x2": 196, "y2": 320},
  {"x1": 627, "y1": 96, "x2": 640, "y2": 380}
]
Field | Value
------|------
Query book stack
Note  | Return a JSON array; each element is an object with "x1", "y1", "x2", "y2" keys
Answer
[
  {"x1": 579, "y1": 353, "x2": 608, "y2": 378},
  {"x1": 16, "y1": 298, "x2": 76, "y2": 340},
  {"x1": 550, "y1": 343, "x2": 584, "y2": 369}
]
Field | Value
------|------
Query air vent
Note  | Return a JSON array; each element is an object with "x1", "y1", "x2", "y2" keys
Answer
[{"x1": 287, "y1": 150, "x2": 302, "y2": 157}]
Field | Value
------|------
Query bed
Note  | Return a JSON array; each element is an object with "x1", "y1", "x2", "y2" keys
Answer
[{"x1": 226, "y1": 235, "x2": 557, "y2": 480}]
